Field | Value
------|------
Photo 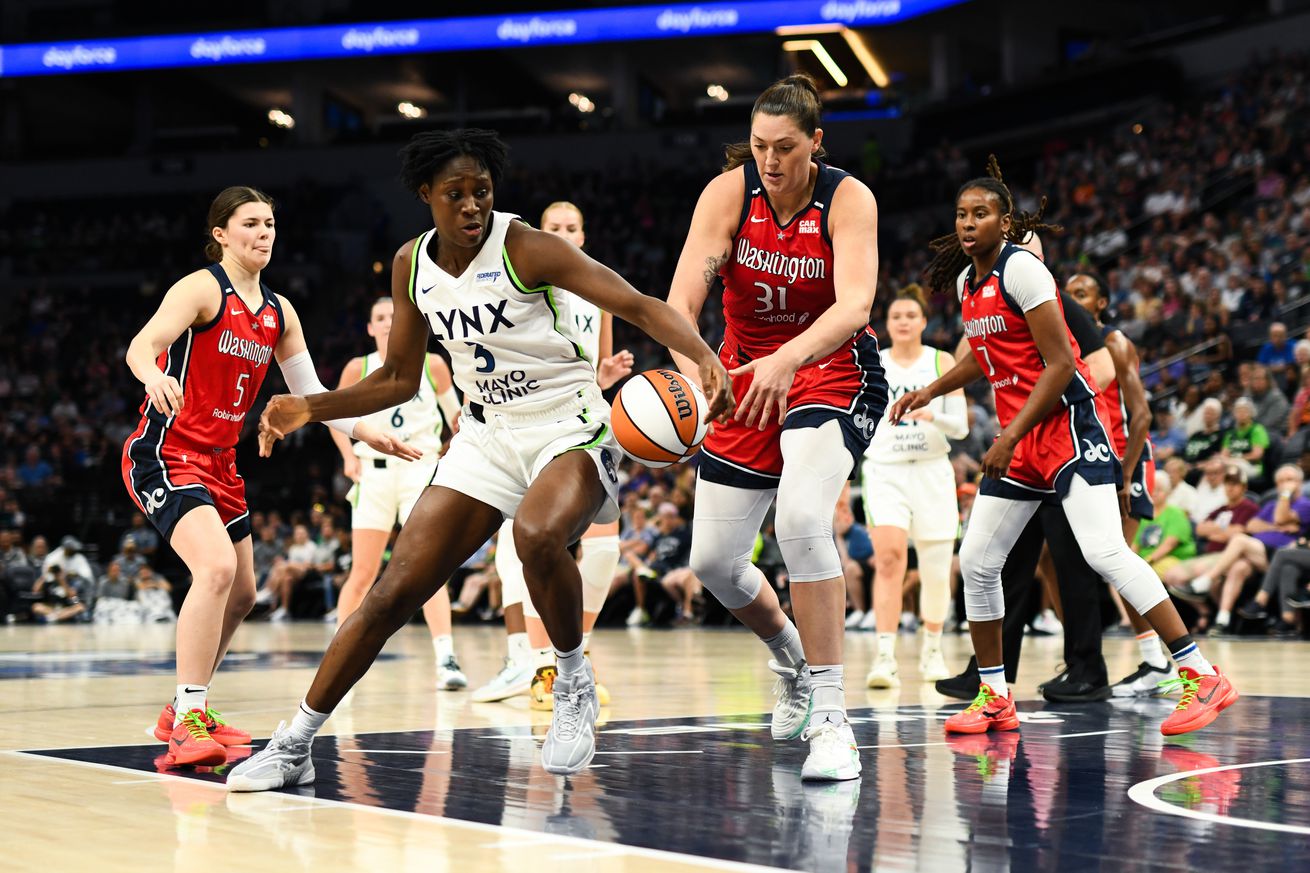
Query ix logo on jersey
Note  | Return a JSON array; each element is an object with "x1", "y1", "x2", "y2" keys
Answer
[{"x1": 424, "y1": 300, "x2": 516, "y2": 341}]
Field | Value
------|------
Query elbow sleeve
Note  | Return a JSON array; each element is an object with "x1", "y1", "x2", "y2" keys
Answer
[{"x1": 277, "y1": 350, "x2": 360, "y2": 437}]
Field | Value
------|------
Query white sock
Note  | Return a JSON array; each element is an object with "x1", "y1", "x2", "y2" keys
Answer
[
  {"x1": 922, "y1": 628, "x2": 942, "y2": 653},
  {"x1": 532, "y1": 646, "x2": 554, "y2": 670},
  {"x1": 979, "y1": 665, "x2": 1008, "y2": 698},
  {"x1": 1168, "y1": 638, "x2": 1216, "y2": 676},
  {"x1": 1136, "y1": 631, "x2": 1168, "y2": 669},
  {"x1": 432, "y1": 634, "x2": 454, "y2": 663},
  {"x1": 174, "y1": 683, "x2": 208, "y2": 724},
  {"x1": 1215, "y1": 609, "x2": 1231, "y2": 627},
  {"x1": 877, "y1": 632, "x2": 897, "y2": 659},
  {"x1": 1191, "y1": 575, "x2": 1212, "y2": 594},
  {"x1": 507, "y1": 632, "x2": 529, "y2": 664},
  {"x1": 808, "y1": 664, "x2": 846, "y2": 727},
  {"x1": 289, "y1": 700, "x2": 330, "y2": 744},
  {"x1": 762, "y1": 621, "x2": 805, "y2": 668},
  {"x1": 555, "y1": 643, "x2": 585, "y2": 678}
]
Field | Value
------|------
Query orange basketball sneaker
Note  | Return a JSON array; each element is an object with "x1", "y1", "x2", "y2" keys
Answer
[
  {"x1": 944, "y1": 685, "x2": 1021, "y2": 734},
  {"x1": 1158, "y1": 666, "x2": 1238, "y2": 736},
  {"x1": 165, "y1": 709, "x2": 228, "y2": 767},
  {"x1": 154, "y1": 704, "x2": 252, "y2": 746}
]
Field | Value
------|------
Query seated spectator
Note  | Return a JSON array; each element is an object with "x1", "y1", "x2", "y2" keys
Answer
[
  {"x1": 1257, "y1": 321, "x2": 1297, "y2": 375},
  {"x1": 17, "y1": 446, "x2": 56, "y2": 490},
  {"x1": 1183, "y1": 399, "x2": 1225, "y2": 465},
  {"x1": 450, "y1": 536, "x2": 499, "y2": 619},
  {"x1": 1220, "y1": 397, "x2": 1271, "y2": 482},
  {"x1": 28, "y1": 535, "x2": 49, "y2": 568},
  {"x1": 1150, "y1": 406, "x2": 1188, "y2": 461},
  {"x1": 648, "y1": 504, "x2": 698, "y2": 625},
  {"x1": 835, "y1": 497, "x2": 874, "y2": 628},
  {"x1": 262, "y1": 524, "x2": 318, "y2": 622},
  {"x1": 1237, "y1": 535, "x2": 1310, "y2": 637},
  {"x1": 1163, "y1": 457, "x2": 1198, "y2": 519},
  {"x1": 0, "y1": 530, "x2": 29, "y2": 570},
  {"x1": 1188, "y1": 457, "x2": 1229, "y2": 524},
  {"x1": 135, "y1": 565, "x2": 176, "y2": 623},
  {"x1": 42, "y1": 536, "x2": 94, "y2": 601},
  {"x1": 112, "y1": 535, "x2": 148, "y2": 581},
  {"x1": 96, "y1": 559, "x2": 134, "y2": 602},
  {"x1": 1250, "y1": 365, "x2": 1290, "y2": 436},
  {"x1": 1177, "y1": 464, "x2": 1310, "y2": 633},
  {"x1": 120, "y1": 514, "x2": 160, "y2": 560},
  {"x1": 1164, "y1": 465, "x2": 1258, "y2": 603},
  {"x1": 32, "y1": 566, "x2": 85, "y2": 623},
  {"x1": 1132, "y1": 472, "x2": 1196, "y2": 578}
]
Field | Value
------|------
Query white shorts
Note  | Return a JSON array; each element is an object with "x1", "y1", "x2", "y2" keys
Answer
[
  {"x1": 862, "y1": 455, "x2": 959, "y2": 542},
  {"x1": 433, "y1": 403, "x2": 621, "y2": 524},
  {"x1": 349, "y1": 459, "x2": 439, "y2": 531}
]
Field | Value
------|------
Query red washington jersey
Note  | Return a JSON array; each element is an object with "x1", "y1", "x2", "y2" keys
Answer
[
  {"x1": 136, "y1": 264, "x2": 284, "y2": 450},
  {"x1": 719, "y1": 160, "x2": 851, "y2": 360},
  {"x1": 958, "y1": 243, "x2": 1098, "y2": 429}
]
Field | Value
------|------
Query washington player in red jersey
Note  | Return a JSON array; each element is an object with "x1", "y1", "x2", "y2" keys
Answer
[
  {"x1": 892, "y1": 165, "x2": 1236, "y2": 737},
  {"x1": 667, "y1": 74, "x2": 886, "y2": 782},
  {"x1": 1068, "y1": 272, "x2": 1180, "y2": 696},
  {"x1": 122, "y1": 187, "x2": 419, "y2": 768}
]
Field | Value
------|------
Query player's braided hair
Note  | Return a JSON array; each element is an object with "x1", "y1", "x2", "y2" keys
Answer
[
  {"x1": 399, "y1": 129, "x2": 510, "y2": 196},
  {"x1": 924, "y1": 155, "x2": 1061, "y2": 291}
]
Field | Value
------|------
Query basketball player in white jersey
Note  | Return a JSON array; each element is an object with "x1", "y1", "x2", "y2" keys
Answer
[
  {"x1": 329, "y1": 297, "x2": 468, "y2": 690},
  {"x1": 228, "y1": 129, "x2": 729, "y2": 787},
  {"x1": 476, "y1": 200, "x2": 634, "y2": 709},
  {"x1": 861, "y1": 285, "x2": 968, "y2": 688}
]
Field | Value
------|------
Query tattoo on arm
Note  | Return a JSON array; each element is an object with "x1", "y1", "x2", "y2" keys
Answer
[{"x1": 703, "y1": 249, "x2": 729, "y2": 290}]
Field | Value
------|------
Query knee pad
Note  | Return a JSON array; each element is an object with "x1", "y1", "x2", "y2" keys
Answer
[
  {"x1": 775, "y1": 421, "x2": 850, "y2": 583},
  {"x1": 914, "y1": 539, "x2": 955, "y2": 624},
  {"x1": 495, "y1": 519, "x2": 526, "y2": 609},
  {"x1": 958, "y1": 528, "x2": 1004, "y2": 622},
  {"x1": 578, "y1": 535, "x2": 619, "y2": 614},
  {"x1": 774, "y1": 500, "x2": 843, "y2": 583},
  {"x1": 688, "y1": 525, "x2": 762, "y2": 610},
  {"x1": 1084, "y1": 541, "x2": 1169, "y2": 616}
]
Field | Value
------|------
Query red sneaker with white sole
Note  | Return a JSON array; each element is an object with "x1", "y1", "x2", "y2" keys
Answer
[{"x1": 944, "y1": 685, "x2": 1021, "y2": 734}]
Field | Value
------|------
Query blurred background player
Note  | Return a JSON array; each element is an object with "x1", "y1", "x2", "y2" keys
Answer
[
  {"x1": 861, "y1": 284, "x2": 967, "y2": 688},
  {"x1": 667, "y1": 74, "x2": 886, "y2": 781},
  {"x1": 123, "y1": 187, "x2": 417, "y2": 767},
  {"x1": 476, "y1": 200, "x2": 635, "y2": 707},
  {"x1": 329, "y1": 296, "x2": 468, "y2": 690}
]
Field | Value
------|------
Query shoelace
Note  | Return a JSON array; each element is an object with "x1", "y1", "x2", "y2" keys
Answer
[
  {"x1": 179, "y1": 710, "x2": 212, "y2": 741},
  {"x1": 1158, "y1": 674, "x2": 1200, "y2": 708},
  {"x1": 553, "y1": 689, "x2": 587, "y2": 739},
  {"x1": 964, "y1": 686, "x2": 999, "y2": 714},
  {"x1": 205, "y1": 707, "x2": 231, "y2": 727}
]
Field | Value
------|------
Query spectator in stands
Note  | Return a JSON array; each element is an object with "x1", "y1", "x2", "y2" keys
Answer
[
  {"x1": 262, "y1": 524, "x2": 318, "y2": 623},
  {"x1": 1163, "y1": 457, "x2": 1199, "y2": 519},
  {"x1": 1189, "y1": 457, "x2": 1231, "y2": 524},
  {"x1": 1150, "y1": 405, "x2": 1188, "y2": 461},
  {"x1": 1250, "y1": 365, "x2": 1290, "y2": 435},
  {"x1": 1257, "y1": 322, "x2": 1297, "y2": 374},
  {"x1": 1165, "y1": 465, "x2": 1259, "y2": 607},
  {"x1": 28, "y1": 535, "x2": 49, "y2": 566},
  {"x1": 835, "y1": 496, "x2": 874, "y2": 629},
  {"x1": 1237, "y1": 532, "x2": 1310, "y2": 638},
  {"x1": 1177, "y1": 464, "x2": 1310, "y2": 633},
  {"x1": 1286, "y1": 363, "x2": 1310, "y2": 448},
  {"x1": 450, "y1": 536, "x2": 499, "y2": 619},
  {"x1": 648, "y1": 504, "x2": 694, "y2": 625},
  {"x1": 111, "y1": 535, "x2": 147, "y2": 581},
  {"x1": 1221, "y1": 396, "x2": 1271, "y2": 482},
  {"x1": 1184, "y1": 399, "x2": 1226, "y2": 465},
  {"x1": 17, "y1": 446, "x2": 55, "y2": 490},
  {"x1": 96, "y1": 560, "x2": 133, "y2": 602},
  {"x1": 1132, "y1": 471, "x2": 1196, "y2": 578},
  {"x1": 42, "y1": 536, "x2": 93, "y2": 600},
  {"x1": 134, "y1": 565, "x2": 175, "y2": 623},
  {"x1": 120, "y1": 514, "x2": 159, "y2": 560},
  {"x1": 31, "y1": 566, "x2": 85, "y2": 623},
  {"x1": 1, "y1": 530, "x2": 29, "y2": 570}
]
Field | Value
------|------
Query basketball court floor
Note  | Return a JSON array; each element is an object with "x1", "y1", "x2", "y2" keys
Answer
[{"x1": 4, "y1": 622, "x2": 1309, "y2": 872}]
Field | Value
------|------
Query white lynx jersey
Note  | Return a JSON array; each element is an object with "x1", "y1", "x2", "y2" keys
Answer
[
  {"x1": 865, "y1": 345, "x2": 954, "y2": 463},
  {"x1": 564, "y1": 293, "x2": 602, "y2": 363},
  {"x1": 353, "y1": 352, "x2": 445, "y2": 460},
  {"x1": 408, "y1": 212, "x2": 597, "y2": 413}
]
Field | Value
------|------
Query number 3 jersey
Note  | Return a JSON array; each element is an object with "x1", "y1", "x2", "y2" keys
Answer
[
  {"x1": 407, "y1": 212, "x2": 596, "y2": 416},
  {"x1": 353, "y1": 352, "x2": 445, "y2": 461}
]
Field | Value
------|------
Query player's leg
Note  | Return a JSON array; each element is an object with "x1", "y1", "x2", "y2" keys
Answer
[
  {"x1": 195, "y1": 533, "x2": 257, "y2": 746},
  {"x1": 868, "y1": 523, "x2": 909, "y2": 688},
  {"x1": 775, "y1": 420, "x2": 861, "y2": 780},
  {"x1": 471, "y1": 519, "x2": 533, "y2": 702},
  {"x1": 914, "y1": 538, "x2": 955, "y2": 681},
  {"x1": 422, "y1": 588, "x2": 466, "y2": 690},
  {"x1": 336, "y1": 529, "x2": 389, "y2": 623},
  {"x1": 338, "y1": 466, "x2": 402, "y2": 623},
  {"x1": 945, "y1": 491, "x2": 1039, "y2": 733},
  {"x1": 227, "y1": 486, "x2": 502, "y2": 792},
  {"x1": 1059, "y1": 476, "x2": 1237, "y2": 735},
  {"x1": 579, "y1": 522, "x2": 620, "y2": 634}
]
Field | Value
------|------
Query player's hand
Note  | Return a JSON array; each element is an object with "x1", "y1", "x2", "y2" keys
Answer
[
  {"x1": 888, "y1": 388, "x2": 932, "y2": 425},
  {"x1": 1117, "y1": 484, "x2": 1132, "y2": 518},
  {"x1": 258, "y1": 394, "x2": 311, "y2": 457},
  {"x1": 728, "y1": 351, "x2": 799, "y2": 430},
  {"x1": 903, "y1": 408, "x2": 935, "y2": 423},
  {"x1": 449, "y1": 410, "x2": 461, "y2": 436},
  {"x1": 597, "y1": 349, "x2": 635, "y2": 390},
  {"x1": 342, "y1": 454, "x2": 362, "y2": 483},
  {"x1": 698, "y1": 355, "x2": 735, "y2": 424},
  {"x1": 144, "y1": 372, "x2": 184, "y2": 417},
  {"x1": 980, "y1": 433, "x2": 1017, "y2": 480},
  {"x1": 353, "y1": 422, "x2": 424, "y2": 462}
]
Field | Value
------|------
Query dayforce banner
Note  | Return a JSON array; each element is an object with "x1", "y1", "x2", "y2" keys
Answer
[{"x1": 0, "y1": 0, "x2": 965, "y2": 77}]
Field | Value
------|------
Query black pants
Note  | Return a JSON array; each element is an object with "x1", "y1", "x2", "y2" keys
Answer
[{"x1": 989, "y1": 504, "x2": 1108, "y2": 684}]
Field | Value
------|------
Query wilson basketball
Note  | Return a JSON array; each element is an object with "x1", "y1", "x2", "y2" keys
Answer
[{"x1": 611, "y1": 369, "x2": 709, "y2": 468}]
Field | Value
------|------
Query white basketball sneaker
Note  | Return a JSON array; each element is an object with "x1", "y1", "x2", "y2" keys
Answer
[
  {"x1": 801, "y1": 718, "x2": 861, "y2": 781},
  {"x1": 471, "y1": 657, "x2": 532, "y2": 702},
  {"x1": 541, "y1": 661, "x2": 599, "y2": 775},
  {"x1": 769, "y1": 660, "x2": 813, "y2": 740},
  {"x1": 865, "y1": 653, "x2": 900, "y2": 689},
  {"x1": 437, "y1": 655, "x2": 468, "y2": 691},
  {"x1": 226, "y1": 722, "x2": 314, "y2": 793},
  {"x1": 919, "y1": 646, "x2": 950, "y2": 682}
]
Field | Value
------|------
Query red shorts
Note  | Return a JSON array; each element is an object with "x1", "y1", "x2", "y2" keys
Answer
[
  {"x1": 699, "y1": 331, "x2": 887, "y2": 489},
  {"x1": 980, "y1": 398, "x2": 1121, "y2": 503},
  {"x1": 122, "y1": 419, "x2": 250, "y2": 542}
]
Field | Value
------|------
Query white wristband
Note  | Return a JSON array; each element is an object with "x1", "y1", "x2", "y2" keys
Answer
[{"x1": 277, "y1": 350, "x2": 361, "y2": 437}]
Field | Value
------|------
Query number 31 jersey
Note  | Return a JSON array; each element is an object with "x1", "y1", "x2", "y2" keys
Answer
[
  {"x1": 719, "y1": 160, "x2": 850, "y2": 361},
  {"x1": 407, "y1": 212, "x2": 595, "y2": 415},
  {"x1": 353, "y1": 352, "x2": 444, "y2": 460}
]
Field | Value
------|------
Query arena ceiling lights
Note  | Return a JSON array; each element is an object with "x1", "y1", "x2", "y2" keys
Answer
[{"x1": 0, "y1": 0, "x2": 968, "y2": 78}]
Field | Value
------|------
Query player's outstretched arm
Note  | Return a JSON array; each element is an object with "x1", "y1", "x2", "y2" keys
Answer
[
  {"x1": 506, "y1": 224, "x2": 733, "y2": 424},
  {"x1": 329, "y1": 357, "x2": 365, "y2": 481},
  {"x1": 125, "y1": 271, "x2": 217, "y2": 417},
  {"x1": 664, "y1": 171, "x2": 744, "y2": 389}
]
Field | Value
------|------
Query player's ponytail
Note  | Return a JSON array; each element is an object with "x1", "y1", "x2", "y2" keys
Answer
[
  {"x1": 206, "y1": 186, "x2": 275, "y2": 262},
  {"x1": 895, "y1": 283, "x2": 930, "y2": 317},
  {"x1": 723, "y1": 73, "x2": 828, "y2": 172},
  {"x1": 924, "y1": 155, "x2": 1062, "y2": 292}
]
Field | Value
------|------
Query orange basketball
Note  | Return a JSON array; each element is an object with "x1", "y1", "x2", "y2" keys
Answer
[{"x1": 611, "y1": 369, "x2": 710, "y2": 468}]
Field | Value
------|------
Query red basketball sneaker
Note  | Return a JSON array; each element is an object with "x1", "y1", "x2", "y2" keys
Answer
[
  {"x1": 1159, "y1": 666, "x2": 1238, "y2": 736},
  {"x1": 154, "y1": 704, "x2": 252, "y2": 746},
  {"x1": 165, "y1": 709, "x2": 227, "y2": 767},
  {"x1": 944, "y1": 685, "x2": 1021, "y2": 734}
]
